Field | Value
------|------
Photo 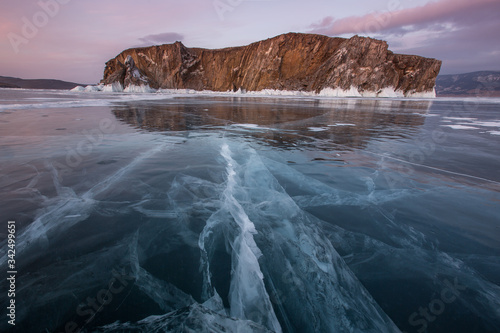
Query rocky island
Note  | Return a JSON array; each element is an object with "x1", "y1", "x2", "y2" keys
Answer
[{"x1": 101, "y1": 33, "x2": 442, "y2": 97}]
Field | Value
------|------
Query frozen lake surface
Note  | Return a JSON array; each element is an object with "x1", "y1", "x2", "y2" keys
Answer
[{"x1": 0, "y1": 89, "x2": 499, "y2": 332}]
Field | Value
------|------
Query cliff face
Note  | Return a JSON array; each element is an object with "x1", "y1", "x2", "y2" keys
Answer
[{"x1": 101, "y1": 33, "x2": 442, "y2": 97}]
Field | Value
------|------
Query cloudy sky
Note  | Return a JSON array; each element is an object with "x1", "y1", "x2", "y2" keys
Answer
[{"x1": 1, "y1": 0, "x2": 499, "y2": 83}]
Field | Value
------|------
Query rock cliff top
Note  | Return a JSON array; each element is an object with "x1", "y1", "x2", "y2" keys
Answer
[{"x1": 101, "y1": 33, "x2": 442, "y2": 97}]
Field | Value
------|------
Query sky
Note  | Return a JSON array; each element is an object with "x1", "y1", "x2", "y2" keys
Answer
[{"x1": 0, "y1": 0, "x2": 499, "y2": 84}]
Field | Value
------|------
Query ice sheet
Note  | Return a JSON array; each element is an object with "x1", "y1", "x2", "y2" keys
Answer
[{"x1": 0, "y1": 143, "x2": 167, "y2": 268}]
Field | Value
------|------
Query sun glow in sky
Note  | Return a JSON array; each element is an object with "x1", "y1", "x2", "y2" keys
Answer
[{"x1": 1, "y1": 0, "x2": 499, "y2": 83}]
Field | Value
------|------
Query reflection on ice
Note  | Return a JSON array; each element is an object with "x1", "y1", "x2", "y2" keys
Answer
[{"x1": 110, "y1": 98, "x2": 432, "y2": 151}]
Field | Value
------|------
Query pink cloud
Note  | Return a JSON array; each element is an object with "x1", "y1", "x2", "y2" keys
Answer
[
  {"x1": 310, "y1": 0, "x2": 500, "y2": 35},
  {"x1": 138, "y1": 32, "x2": 185, "y2": 45}
]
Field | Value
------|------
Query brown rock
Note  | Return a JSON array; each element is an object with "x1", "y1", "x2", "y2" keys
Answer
[{"x1": 101, "y1": 33, "x2": 442, "y2": 96}]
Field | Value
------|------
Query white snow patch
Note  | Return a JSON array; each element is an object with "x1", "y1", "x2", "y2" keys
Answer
[
  {"x1": 132, "y1": 69, "x2": 142, "y2": 79},
  {"x1": 488, "y1": 131, "x2": 500, "y2": 135},
  {"x1": 236, "y1": 124, "x2": 260, "y2": 129},
  {"x1": 72, "y1": 84, "x2": 437, "y2": 99},
  {"x1": 328, "y1": 123, "x2": 356, "y2": 127},
  {"x1": 102, "y1": 82, "x2": 124, "y2": 92},
  {"x1": 124, "y1": 84, "x2": 156, "y2": 93},
  {"x1": 233, "y1": 124, "x2": 275, "y2": 131},
  {"x1": 71, "y1": 85, "x2": 105, "y2": 92},
  {"x1": 405, "y1": 88, "x2": 436, "y2": 98},
  {"x1": 365, "y1": 87, "x2": 406, "y2": 98},
  {"x1": 469, "y1": 121, "x2": 500, "y2": 128},
  {"x1": 441, "y1": 124, "x2": 480, "y2": 130},
  {"x1": 308, "y1": 127, "x2": 329, "y2": 132},
  {"x1": 243, "y1": 89, "x2": 314, "y2": 97},
  {"x1": 319, "y1": 87, "x2": 362, "y2": 97},
  {"x1": 443, "y1": 117, "x2": 477, "y2": 121},
  {"x1": 70, "y1": 86, "x2": 85, "y2": 92}
]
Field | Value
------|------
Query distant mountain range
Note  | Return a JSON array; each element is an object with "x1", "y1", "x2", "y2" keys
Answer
[
  {"x1": 435, "y1": 71, "x2": 500, "y2": 97},
  {"x1": 0, "y1": 76, "x2": 84, "y2": 90}
]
